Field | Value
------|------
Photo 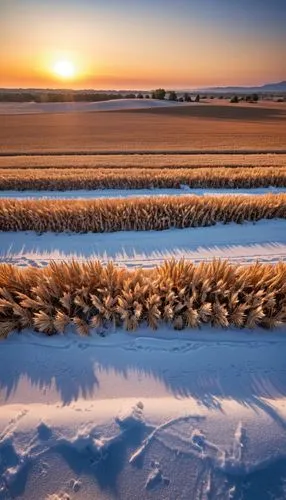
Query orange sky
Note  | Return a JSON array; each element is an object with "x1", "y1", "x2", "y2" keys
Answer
[{"x1": 1, "y1": 0, "x2": 285, "y2": 90}]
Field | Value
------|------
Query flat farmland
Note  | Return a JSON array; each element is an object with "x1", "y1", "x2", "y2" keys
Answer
[
  {"x1": 0, "y1": 101, "x2": 286, "y2": 153},
  {"x1": 1, "y1": 153, "x2": 286, "y2": 169}
]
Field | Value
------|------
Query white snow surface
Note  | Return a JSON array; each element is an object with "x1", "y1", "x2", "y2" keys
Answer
[
  {"x1": 1, "y1": 186, "x2": 285, "y2": 199},
  {"x1": 1, "y1": 219, "x2": 285, "y2": 268},
  {"x1": 0, "y1": 98, "x2": 185, "y2": 115},
  {"x1": 0, "y1": 328, "x2": 286, "y2": 499}
]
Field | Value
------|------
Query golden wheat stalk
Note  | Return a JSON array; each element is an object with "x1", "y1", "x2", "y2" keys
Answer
[
  {"x1": 0, "y1": 193, "x2": 285, "y2": 233},
  {"x1": 1, "y1": 166, "x2": 286, "y2": 190},
  {"x1": 0, "y1": 259, "x2": 285, "y2": 338}
]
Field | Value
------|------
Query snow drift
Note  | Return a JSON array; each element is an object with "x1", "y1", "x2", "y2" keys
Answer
[{"x1": 0, "y1": 98, "x2": 185, "y2": 115}]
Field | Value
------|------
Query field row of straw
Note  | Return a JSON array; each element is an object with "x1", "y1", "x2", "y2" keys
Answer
[
  {"x1": 0, "y1": 259, "x2": 285, "y2": 338},
  {"x1": 1, "y1": 154, "x2": 286, "y2": 170},
  {"x1": 0, "y1": 194, "x2": 285, "y2": 232},
  {"x1": 1, "y1": 167, "x2": 286, "y2": 190}
]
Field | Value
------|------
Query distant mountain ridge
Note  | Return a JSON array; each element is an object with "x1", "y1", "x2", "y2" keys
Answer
[{"x1": 197, "y1": 81, "x2": 286, "y2": 93}]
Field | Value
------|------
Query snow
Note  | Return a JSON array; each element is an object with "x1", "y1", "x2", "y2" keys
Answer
[
  {"x1": 1, "y1": 219, "x2": 285, "y2": 268},
  {"x1": 1, "y1": 186, "x2": 285, "y2": 199},
  {"x1": 0, "y1": 328, "x2": 286, "y2": 499},
  {"x1": 0, "y1": 98, "x2": 185, "y2": 115}
]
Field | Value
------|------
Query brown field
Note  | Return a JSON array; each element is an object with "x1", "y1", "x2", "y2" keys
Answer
[
  {"x1": 1, "y1": 166, "x2": 286, "y2": 190},
  {"x1": 0, "y1": 194, "x2": 285, "y2": 232},
  {"x1": 0, "y1": 101, "x2": 286, "y2": 153},
  {"x1": 0, "y1": 259, "x2": 285, "y2": 337},
  {"x1": 0, "y1": 153, "x2": 286, "y2": 170}
]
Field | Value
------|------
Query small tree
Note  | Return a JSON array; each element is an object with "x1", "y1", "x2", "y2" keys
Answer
[
  {"x1": 230, "y1": 95, "x2": 239, "y2": 103},
  {"x1": 145, "y1": 94, "x2": 150, "y2": 99},
  {"x1": 137, "y1": 93, "x2": 143, "y2": 99},
  {"x1": 152, "y1": 88, "x2": 166, "y2": 100},
  {"x1": 246, "y1": 93, "x2": 259, "y2": 103},
  {"x1": 195, "y1": 94, "x2": 200, "y2": 102},
  {"x1": 184, "y1": 93, "x2": 192, "y2": 102},
  {"x1": 168, "y1": 91, "x2": 177, "y2": 101}
]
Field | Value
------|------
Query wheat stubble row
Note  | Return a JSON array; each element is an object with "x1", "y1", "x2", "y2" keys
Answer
[
  {"x1": 0, "y1": 194, "x2": 285, "y2": 232},
  {"x1": 1, "y1": 166, "x2": 286, "y2": 190},
  {"x1": 0, "y1": 259, "x2": 285, "y2": 338}
]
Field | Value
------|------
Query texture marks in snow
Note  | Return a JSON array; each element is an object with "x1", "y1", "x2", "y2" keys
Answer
[
  {"x1": 1, "y1": 187, "x2": 286, "y2": 199},
  {"x1": 1, "y1": 219, "x2": 285, "y2": 267},
  {"x1": 1, "y1": 331, "x2": 286, "y2": 498},
  {"x1": 0, "y1": 404, "x2": 285, "y2": 500}
]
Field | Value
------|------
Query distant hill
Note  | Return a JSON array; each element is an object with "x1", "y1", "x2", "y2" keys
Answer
[{"x1": 197, "y1": 81, "x2": 286, "y2": 94}]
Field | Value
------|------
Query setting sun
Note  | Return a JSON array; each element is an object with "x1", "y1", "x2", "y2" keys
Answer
[{"x1": 53, "y1": 60, "x2": 75, "y2": 79}]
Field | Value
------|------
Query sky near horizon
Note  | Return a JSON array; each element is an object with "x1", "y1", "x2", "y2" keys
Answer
[{"x1": 1, "y1": 0, "x2": 286, "y2": 90}]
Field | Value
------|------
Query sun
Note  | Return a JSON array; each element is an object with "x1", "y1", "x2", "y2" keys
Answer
[{"x1": 53, "y1": 60, "x2": 75, "y2": 79}]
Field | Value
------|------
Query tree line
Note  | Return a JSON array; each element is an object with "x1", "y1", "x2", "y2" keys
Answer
[
  {"x1": 0, "y1": 89, "x2": 200, "y2": 103},
  {"x1": 0, "y1": 92, "x2": 127, "y2": 103},
  {"x1": 151, "y1": 88, "x2": 200, "y2": 102}
]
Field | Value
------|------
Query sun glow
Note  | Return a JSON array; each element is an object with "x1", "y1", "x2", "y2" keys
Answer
[{"x1": 53, "y1": 60, "x2": 75, "y2": 79}]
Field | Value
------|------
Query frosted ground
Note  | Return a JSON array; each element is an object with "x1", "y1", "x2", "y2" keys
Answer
[
  {"x1": 0, "y1": 186, "x2": 285, "y2": 199},
  {"x1": 1, "y1": 328, "x2": 286, "y2": 499},
  {"x1": 1, "y1": 219, "x2": 286, "y2": 268}
]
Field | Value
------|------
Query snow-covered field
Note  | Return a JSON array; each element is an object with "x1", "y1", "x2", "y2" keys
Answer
[
  {"x1": 1, "y1": 219, "x2": 285, "y2": 268},
  {"x1": 0, "y1": 98, "x2": 185, "y2": 115},
  {"x1": 1, "y1": 167, "x2": 286, "y2": 498},
  {"x1": 1, "y1": 328, "x2": 286, "y2": 499},
  {"x1": 0, "y1": 186, "x2": 285, "y2": 199}
]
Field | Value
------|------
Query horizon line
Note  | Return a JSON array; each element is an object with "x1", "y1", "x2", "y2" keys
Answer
[{"x1": 1, "y1": 79, "x2": 285, "y2": 93}]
